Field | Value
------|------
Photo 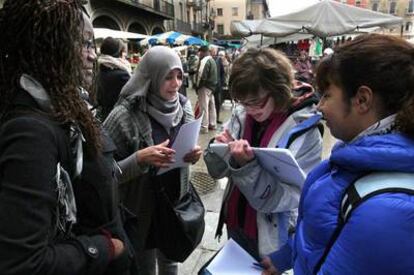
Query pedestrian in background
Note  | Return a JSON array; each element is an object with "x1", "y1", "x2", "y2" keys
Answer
[
  {"x1": 204, "y1": 48, "x2": 322, "y2": 260},
  {"x1": 263, "y1": 34, "x2": 414, "y2": 275},
  {"x1": 222, "y1": 51, "x2": 231, "y2": 91},
  {"x1": 294, "y1": 50, "x2": 313, "y2": 84},
  {"x1": 187, "y1": 48, "x2": 199, "y2": 89},
  {"x1": 0, "y1": 1, "x2": 135, "y2": 274},
  {"x1": 177, "y1": 51, "x2": 189, "y2": 96},
  {"x1": 97, "y1": 36, "x2": 131, "y2": 121},
  {"x1": 214, "y1": 50, "x2": 226, "y2": 124},
  {"x1": 196, "y1": 45, "x2": 217, "y2": 134},
  {"x1": 104, "y1": 46, "x2": 202, "y2": 275}
]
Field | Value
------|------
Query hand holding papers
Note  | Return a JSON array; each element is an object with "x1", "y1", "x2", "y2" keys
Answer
[
  {"x1": 157, "y1": 116, "x2": 202, "y2": 175},
  {"x1": 210, "y1": 143, "x2": 306, "y2": 187},
  {"x1": 203, "y1": 239, "x2": 262, "y2": 275}
]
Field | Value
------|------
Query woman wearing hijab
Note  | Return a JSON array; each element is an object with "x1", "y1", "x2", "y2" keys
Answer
[{"x1": 104, "y1": 46, "x2": 202, "y2": 275}]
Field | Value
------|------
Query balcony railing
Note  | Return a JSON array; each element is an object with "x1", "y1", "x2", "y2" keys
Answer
[
  {"x1": 176, "y1": 19, "x2": 192, "y2": 34},
  {"x1": 192, "y1": 22, "x2": 205, "y2": 34},
  {"x1": 187, "y1": 0, "x2": 203, "y2": 10},
  {"x1": 115, "y1": 0, "x2": 174, "y2": 18},
  {"x1": 158, "y1": 0, "x2": 174, "y2": 17}
]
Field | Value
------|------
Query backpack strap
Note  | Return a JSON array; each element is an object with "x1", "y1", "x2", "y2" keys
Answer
[
  {"x1": 277, "y1": 113, "x2": 322, "y2": 149},
  {"x1": 341, "y1": 172, "x2": 414, "y2": 222},
  {"x1": 314, "y1": 171, "x2": 414, "y2": 274}
]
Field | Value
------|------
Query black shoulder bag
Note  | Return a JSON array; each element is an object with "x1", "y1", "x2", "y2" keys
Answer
[
  {"x1": 149, "y1": 95, "x2": 205, "y2": 262},
  {"x1": 153, "y1": 175, "x2": 205, "y2": 262}
]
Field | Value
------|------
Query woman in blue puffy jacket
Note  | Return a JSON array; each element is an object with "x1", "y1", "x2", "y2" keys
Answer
[{"x1": 262, "y1": 34, "x2": 414, "y2": 274}]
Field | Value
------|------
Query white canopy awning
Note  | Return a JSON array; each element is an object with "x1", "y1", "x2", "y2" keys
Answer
[
  {"x1": 243, "y1": 33, "x2": 314, "y2": 48},
  {"x1": 232, "y1": 0, "x2": 403, "y2": 39},
  {"x1": 93, "y1": 28, "x2": 147, "y2": 40}
]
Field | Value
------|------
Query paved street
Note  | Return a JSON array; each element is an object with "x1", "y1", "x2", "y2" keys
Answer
[{"x1": 178, "y1": 88, "x2": 336, "y2": 274}]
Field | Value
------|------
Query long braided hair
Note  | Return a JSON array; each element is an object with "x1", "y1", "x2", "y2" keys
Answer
[{"x1": 0, "y1": 0, "x2": 101, "y2": 153}]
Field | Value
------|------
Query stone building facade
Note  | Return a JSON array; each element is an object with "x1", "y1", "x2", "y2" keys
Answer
[
  {"x1": 212, "y1": 0, "x2": 268, "y2": 37},
  {"x1": 368, "y1": 0, "x2": 414, "y2": 39},
  {"x1": 335, "y1": 0, "x2": 414, "y2": 39},
  {"x1": 85, "y1": 0, "x2": 174, "y2": 35}
]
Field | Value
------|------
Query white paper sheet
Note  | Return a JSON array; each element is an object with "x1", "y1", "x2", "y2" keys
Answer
[
  {"x1": 206, "y1": 239, "x2": 262, "y2": 275},
  {"x1": 157, "y1": 116, "x2": 202, "y2": 175},
  {"x1": 209, "y1": 144, "x2": 306, "y2": 187},
  {"x1": 254, "y1": 147, "x2": 306, "y2": 187}
]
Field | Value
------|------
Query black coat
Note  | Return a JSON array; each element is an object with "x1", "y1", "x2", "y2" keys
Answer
[
  {"x1": 0, "y1": 91, "x2": 135, "y2": 275},
  {"x1": 97, "y1": 64, "x2": 130, "y2": 121}
]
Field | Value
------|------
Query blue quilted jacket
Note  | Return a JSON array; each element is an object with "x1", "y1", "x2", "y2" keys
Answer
[{"x1": 270, "y1": 133, "x2": 414, "y2": 274}]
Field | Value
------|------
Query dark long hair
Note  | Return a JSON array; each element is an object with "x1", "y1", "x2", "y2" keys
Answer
[
  {"x1": 0, "y1": 0, "x2": 101, "y2": 153},
  {"x1": 316, "y1": 34, "x2": 414, "y2": 138}
]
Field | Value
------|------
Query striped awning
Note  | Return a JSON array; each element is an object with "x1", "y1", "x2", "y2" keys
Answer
[{"x1": 140, "y1": 31, "x2": 207, "y2": 46}]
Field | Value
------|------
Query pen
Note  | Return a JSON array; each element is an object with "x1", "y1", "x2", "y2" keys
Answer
[{"x1": 252, "y1": 262, "x2": 264, "y2": 270}]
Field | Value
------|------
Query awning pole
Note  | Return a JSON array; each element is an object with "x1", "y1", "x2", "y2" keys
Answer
[{"x1": 260, "y1": 34, "x2": 263, "y2": 46}]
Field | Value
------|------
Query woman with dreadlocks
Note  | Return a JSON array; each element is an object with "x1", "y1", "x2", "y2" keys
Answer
[{"x1": 0, "y1": 1, "x2": 136, "y2": 274}]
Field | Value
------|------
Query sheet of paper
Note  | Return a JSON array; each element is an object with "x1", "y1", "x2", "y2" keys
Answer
[
  {"x1": 208, "y1": 144, "x2": 306, "y2": 187},
  {"x1": 254, "y1": 147, "x2": 306, "y2": 187},
  {"x1": 157, "y1": 116, "x2": 202, "y2": 175},
  {"x1": 206, "y1": 239, "x2": 262, "y2": 275}
]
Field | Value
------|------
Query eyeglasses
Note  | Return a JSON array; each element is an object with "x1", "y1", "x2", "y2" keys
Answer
[
  {"x1": 83, "y1": 39, "x2": 96, "y2": 51},
  {"x1": 237, "y1": 94, "x2": 271, "y2": 110}
]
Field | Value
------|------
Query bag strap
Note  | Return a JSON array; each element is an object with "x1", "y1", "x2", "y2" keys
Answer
[
  {"x1": 314, "y1": 171, "x2": 414, "y2": 274},
  {"x1": 276, "y1": 113, "x2": 322, "y2": 149},
  {"x1": 341, "y1": 172, "x2": 414, "y2": 222}
]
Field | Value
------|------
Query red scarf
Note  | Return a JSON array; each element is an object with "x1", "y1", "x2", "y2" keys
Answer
[{"x1": 226, "y1": 112, "x2": 287, "y2": 240}]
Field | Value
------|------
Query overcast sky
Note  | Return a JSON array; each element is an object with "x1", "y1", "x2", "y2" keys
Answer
[{"x1": 268, "y1": 0, "x2": 320, "y2": 17}]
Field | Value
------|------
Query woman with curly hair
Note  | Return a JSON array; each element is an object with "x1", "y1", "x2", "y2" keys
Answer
[{"x1": 0, "y1": 1, "x2": 136, "y2": 274}]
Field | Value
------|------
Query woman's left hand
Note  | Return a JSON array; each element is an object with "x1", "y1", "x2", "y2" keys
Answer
[{"x1": 183, "y1": 145, "x2": 202, "y2": 164}]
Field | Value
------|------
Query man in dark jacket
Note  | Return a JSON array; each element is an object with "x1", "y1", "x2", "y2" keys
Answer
[
  {"x1": 214, "y1": 50, "x2": 225, "y2": 124},
  {"x1": 97, "y1": 37, "x2": 131, "y2": 121},
  {"x1": 196, "y1": 45, "x2": 218, "y2": 134}
]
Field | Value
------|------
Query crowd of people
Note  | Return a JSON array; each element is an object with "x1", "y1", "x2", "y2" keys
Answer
[
  {"x1": 1, "y1": 1, "x2": 414, "y2": 275},
  {"x1": 187, "y1": 45, "x2": 233, "y2": 133}
]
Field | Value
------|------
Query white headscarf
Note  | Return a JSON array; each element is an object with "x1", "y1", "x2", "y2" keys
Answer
[{"x1": 118, "y1": 46, "x2": 184, "y2": 132}]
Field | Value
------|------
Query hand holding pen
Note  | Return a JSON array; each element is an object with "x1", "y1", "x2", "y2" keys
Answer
[
  {"x1": 136, "y1": 139, "x2": 175, "y2": 168},
  {"x1": 215, "y1": 129, "x2": 234, "y2": 144},
  {"x1": 228, "y1": 139, "x2": 254, "y2": 167},
  {"x1": 260, "y1": 256, "x2": 280, "y2": 275}
]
